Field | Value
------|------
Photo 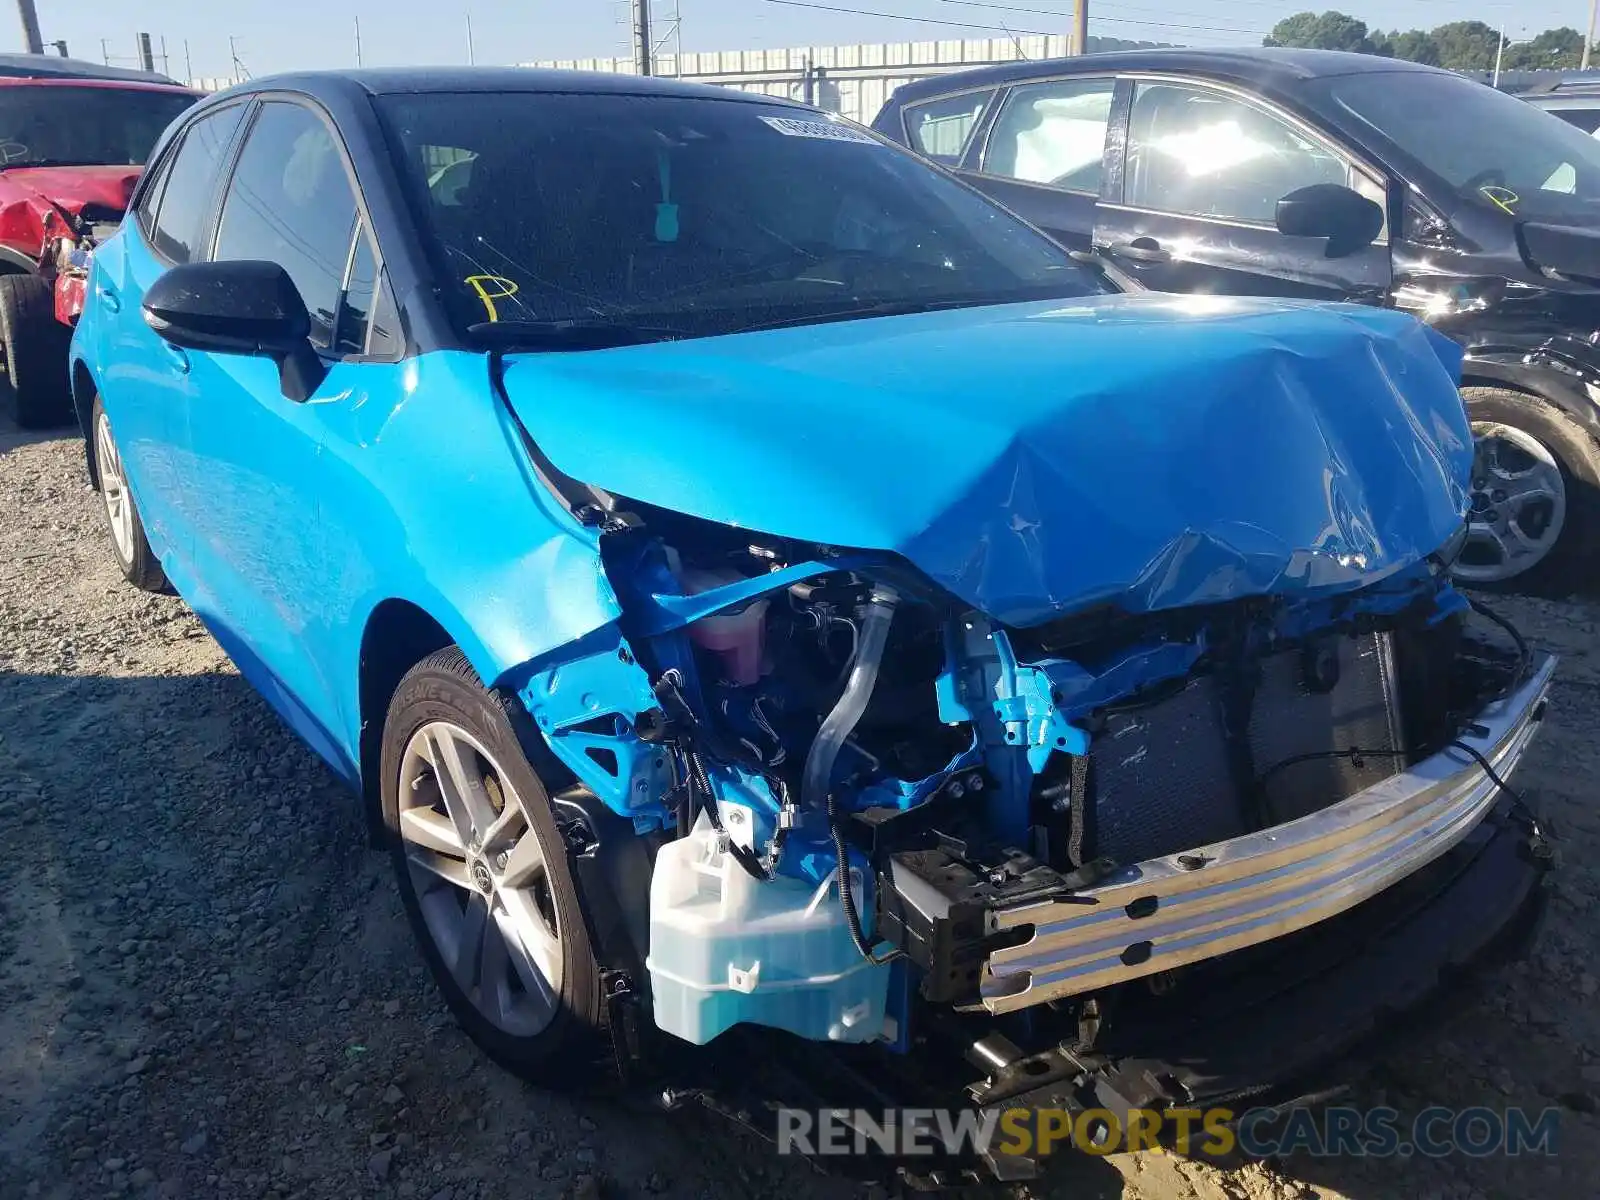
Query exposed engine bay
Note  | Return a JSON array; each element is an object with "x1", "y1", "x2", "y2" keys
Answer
[{"x1": 513, "y1": 510, "x2": 1549, "y2": 1077}]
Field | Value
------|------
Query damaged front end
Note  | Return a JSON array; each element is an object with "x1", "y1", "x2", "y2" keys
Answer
[{"x1": 495, "y1": 296, "x2": 1555, "y2": 1174}]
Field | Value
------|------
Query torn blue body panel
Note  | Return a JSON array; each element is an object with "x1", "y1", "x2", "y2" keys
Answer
[{"x1": 500, "y1": 294, "x2": 1472, "y2": 628}]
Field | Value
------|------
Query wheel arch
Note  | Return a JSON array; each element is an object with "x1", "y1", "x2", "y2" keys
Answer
[
  {"x1": 71, "y1": 357, "x2": 101, "y2": 486},
  {"x1": 356, "y1": 598, "x2": 457, "y2": 845},
  {"x1": 1459, "y1": 354, "x2": 1600, "y2": 445}
]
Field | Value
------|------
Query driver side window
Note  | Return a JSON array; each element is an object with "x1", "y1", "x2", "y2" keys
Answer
[
  {"x1": 980, "y1": 78, "x2": 1115, "y2": 194},
  {"x1": 1123, "y1": 82, "x2": 1350, "y2": 225}
]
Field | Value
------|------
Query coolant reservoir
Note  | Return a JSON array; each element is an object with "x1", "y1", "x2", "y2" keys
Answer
[
  {"x1": 646, "y1": 807, "x2": 889, "y2": 1046},
  {"x1": 678, "y1": 566, "x2": 768, "y2": 685}
]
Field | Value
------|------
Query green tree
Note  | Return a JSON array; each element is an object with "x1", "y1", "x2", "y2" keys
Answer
[
  {"x1": 1504, "y1": 27, "x2": 1586, "y2": 70},
  {"x1": 1430, "y1": 20, "x2": 1503, "y2": 70},
  {"x1": 1264, "y1": 10, "x2": 1373, "y2": 53},
  {"x1": 1386, "y1": 29, "x2": 1442, "y2": 65}
]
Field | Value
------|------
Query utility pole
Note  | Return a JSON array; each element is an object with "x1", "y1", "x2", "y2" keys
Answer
[
  {"x1": 1072, "y1": 0, "x2": 1087, "y2": 54},
  {"x1": 14, "y1": 0, "x2": 43, "y2": 54},
  {"x1": 184, "y1": 39, "x2": 192, "y2": 82},
  {"x1": 229, "y1": 36, "x2": 249, "y2": 80},
  {"x1": 354, "y1": 17, "x2": 363, "y2": 67},
  {"x1": 1585, "y1": 0, "x2": 1598, "y2": 70},
  {"x1": 631, "y1": 0, "x2": 652, "y2": 76},
  {"x1": 466, "y1": 12, "x2": 475, "y2": 65},
  {"x1": 160, "y1": 35, "x2": 170, "y2": 77}
]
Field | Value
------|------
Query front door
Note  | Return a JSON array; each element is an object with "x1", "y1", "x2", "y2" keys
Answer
[
  {"x1": 167, "y1": 97, "x2": 366, "y2": 749},
  {"x1": 1094, "y1": 79, "x2": 1392, "y2": 301}
]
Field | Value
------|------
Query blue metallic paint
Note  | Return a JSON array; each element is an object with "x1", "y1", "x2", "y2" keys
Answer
[
  {"x1": 499, "y1": 294, "x2": 1472, "y2": 626},
  {"x1": 75, "y1": 208, "x2": 1476, "y2": 934}
]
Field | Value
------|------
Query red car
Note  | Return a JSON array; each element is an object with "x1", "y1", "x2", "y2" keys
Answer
[{"x1": 0, "y1": 54, "x2": 198, "y2": 426}]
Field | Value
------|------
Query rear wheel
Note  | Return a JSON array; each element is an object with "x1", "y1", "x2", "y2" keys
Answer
[
  {"x1": 91, "y1": 396, "x2": 166, "y2": 592},
  {"x1": 380, "y1": 648, "x2": 612, "y2": 1083},
  {"x1": 0, "y1": 273, "x2": 71, "y2": 429},
  {"x1": 1456, "y1": 386, "x2": 1600, "y2": 594}
]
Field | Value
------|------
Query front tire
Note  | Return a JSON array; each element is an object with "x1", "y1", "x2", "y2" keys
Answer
[
  {"x1": 380, "y1": 648, "x2": 612, "y2": 1084},
  {"x1": 0, "y1": 273, "x2": 71, "y2": 429},
  {"x1": 91, "y1": 396, "x2": 166, "y2": 592},
  {"x1": 1456, "y1": 386, "x2": 1600, "y2": 595}
]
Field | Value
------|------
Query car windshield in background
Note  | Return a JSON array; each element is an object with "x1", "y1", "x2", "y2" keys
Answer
[
  {"x1": 1318, "y1": 72, "x2": 1600, "y2": 223},
  {"x1": 377, "y1": 91, "x2": 1103, "y2": 345},
  {"x1": 0, "y1": 86, "x2": 196, "y2": 167}
]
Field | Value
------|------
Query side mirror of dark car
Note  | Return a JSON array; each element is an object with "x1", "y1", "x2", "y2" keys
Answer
[
  {"x1": 1275, "y1": 183, "x2": 1385, "y2": 259},
  {"x1": 141, "y1": 260, "x2": 325, "y2": 402}
]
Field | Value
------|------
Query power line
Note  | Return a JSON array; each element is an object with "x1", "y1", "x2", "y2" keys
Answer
[
  {"x1": 760, "y1": 0, "x2": 1264, "y2": 38},
  {"x1": 760, "y1": 0, "x2": 1052, "y2": 35},
  {"x1": 938, "y1": 0, "x2": 1265, "y2": 34}
]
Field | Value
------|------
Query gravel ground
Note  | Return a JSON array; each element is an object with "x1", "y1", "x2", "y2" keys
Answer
[{"x1": 2, "y1": 413, "x2": 1597, "y2": 1200}]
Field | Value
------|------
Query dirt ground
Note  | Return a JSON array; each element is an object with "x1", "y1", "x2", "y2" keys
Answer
[{"x1": 1, "y1": 413, "x2": 1597, "y2": 1200}]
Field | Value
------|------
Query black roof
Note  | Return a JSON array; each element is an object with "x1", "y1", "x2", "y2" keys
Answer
[
  {"x1": 232, "y1": 66, "x2": 803, "y2": 104},
  {"x1": 884, "y1": 46, "x2": 1446, "y2": 105},
  {"x1": 0, "y1": 51, "x2": 182, "y2": 85}
]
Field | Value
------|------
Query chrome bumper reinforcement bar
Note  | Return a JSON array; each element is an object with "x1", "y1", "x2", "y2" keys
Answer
[{"x1": 981, "y1": 653, "x2": 1556, "y2": 1014}]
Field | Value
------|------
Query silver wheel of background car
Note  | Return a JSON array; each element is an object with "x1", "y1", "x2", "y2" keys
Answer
[
  {"x1": 1454, "y1": 422, "x2": 1568, "y2": 585},
  {"x1": 397, "y1": 720, "x2": 563, "y2": 1038},
  {"x1": 95, "y1": 409, "x2": 135, "y2": 566}
]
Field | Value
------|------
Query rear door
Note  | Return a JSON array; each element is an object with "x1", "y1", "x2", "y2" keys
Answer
[
  {"x1": 98, "y1": 100, "x2": 248, "y2": 567},
  {"x1": 1094, "y1": 77, "x2": 1392, "y2": 300},
  {"x1": 959, "y1": 75, "x2": 1118, "y2": 252}
]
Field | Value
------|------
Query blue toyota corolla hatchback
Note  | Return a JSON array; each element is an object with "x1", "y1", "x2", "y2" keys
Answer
[{"x1": 71, "y1": 68, "x2": 1555, "y2": 1171}]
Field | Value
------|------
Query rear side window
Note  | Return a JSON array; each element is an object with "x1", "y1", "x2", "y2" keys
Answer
[
  {"x1": 147, "y1": 104, "x2": 246, "y2": 264},
  {"x1": 213, "y1": 101, "x2": 358, "y2": 350},
  {"x1": 901, "y1": 90, "x2": 995, "y2": 163},
  {"x1": 981, "y1": 78, "x2": 1115, "y2": 193},
  {"x1": 134, "y1": 144, "x2": 177, "y2": 238}
]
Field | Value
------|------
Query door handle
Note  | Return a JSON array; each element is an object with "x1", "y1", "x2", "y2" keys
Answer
[
  {"x1": 160, "y1": 342, "x2": 190, "y2": 374},
  {"x1": 95, "y1": 285, "x2": 121, "y2": 313},
  {"x1": 1105, "y1": 238, "x2": 1172, "y2": 265}
]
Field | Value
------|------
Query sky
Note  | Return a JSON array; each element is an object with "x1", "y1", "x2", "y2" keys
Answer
[{"x1": 7, "y1": 0, "x2": 1595, "y2": 82}]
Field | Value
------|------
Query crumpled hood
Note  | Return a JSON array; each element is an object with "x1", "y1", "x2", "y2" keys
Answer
[
  {"x1": 0, "y1": 165, "x2": 141, "y2": 216},
  {"x1": 501, "y1": 294, "x2": 1472, "y2": 626}
]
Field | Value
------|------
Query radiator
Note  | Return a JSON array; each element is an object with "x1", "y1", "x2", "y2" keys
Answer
[{"x1": 1087, "y1": 633, "x2": 1402, "y2": 865}]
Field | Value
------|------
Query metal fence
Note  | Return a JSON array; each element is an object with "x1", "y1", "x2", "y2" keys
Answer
[{"x1": 522, "y1": 36, "x2": 1163, "y2": 127}]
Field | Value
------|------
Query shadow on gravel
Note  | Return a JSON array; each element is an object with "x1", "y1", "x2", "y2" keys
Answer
[
  {"x1": 3, "y1": 657, "x2": 1594, "y2": 1200},
  {"x1": 0, "y1": 409, "x2": 76, "y2": 458}
]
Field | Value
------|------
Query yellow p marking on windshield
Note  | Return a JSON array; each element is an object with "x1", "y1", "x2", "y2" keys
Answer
[
  {"x1": 1479, "y1": 186, "x2": 1519, "y2": 215},
  {"x1": 465, "y1": 275, "x2": 519, "y2": 323}
]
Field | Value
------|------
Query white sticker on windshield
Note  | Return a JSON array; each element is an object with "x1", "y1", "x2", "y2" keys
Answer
[{"x1": 759, "y1": 115, "x2": 878, "y2": 145}]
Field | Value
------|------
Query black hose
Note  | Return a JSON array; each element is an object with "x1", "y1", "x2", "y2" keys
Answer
[{"x1": 827, "y1": 790, "x2": 904, "y2": 966}]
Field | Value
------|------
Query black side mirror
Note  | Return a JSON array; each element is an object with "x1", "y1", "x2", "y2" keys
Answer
[
  {"x1": 1275, "y1": 183, "x2": 1385, "y2": 259},
  {"x1": 142, "y1": 260, "x2": 325, "y2": 402}
]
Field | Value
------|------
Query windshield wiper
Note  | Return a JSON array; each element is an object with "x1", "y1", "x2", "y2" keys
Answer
[{"x1": 466, "y1": 320, "x2": 682, "y2": 351}]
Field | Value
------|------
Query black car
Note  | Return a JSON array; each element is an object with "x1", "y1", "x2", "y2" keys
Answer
[
  {"x1": 1523, "y1": 75, "x2": 1600, "y2": 136},
  {"x1": 875, "y1": 47, "x2": 1600, "y2": 592}
]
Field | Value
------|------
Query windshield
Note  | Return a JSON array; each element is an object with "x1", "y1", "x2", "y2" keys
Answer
[
  {"x1": 0, "y1": 85, "x2": 197, "y2": 168},
  {"x1": 377, "y1": 91, "x2": 1103, "y2": 344},
  {"x1": 1318, "y1": 72, "x2": 1600, "y2": 222}
]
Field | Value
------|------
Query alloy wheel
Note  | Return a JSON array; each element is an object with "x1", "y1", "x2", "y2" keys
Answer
[
  {"x1": 397, "y1": 720, "x2": 564, "y2": 1037},
  {"x1": 95, "y1": 410, "x2": 135, "y2": 566},
  {"x1": 1454, "y1": 422, "x2": 1567, "y2": 585}
]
